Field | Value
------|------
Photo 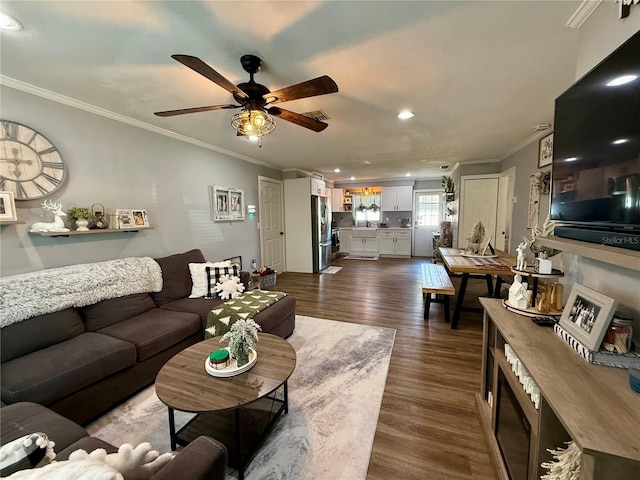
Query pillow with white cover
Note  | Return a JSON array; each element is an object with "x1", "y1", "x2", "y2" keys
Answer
[
  {"x1": 189, "y1": 261, "x2": 231, "y2": 298},
  {"x1": 213, "y1": 274, "x2": 245, "y2": 300}
]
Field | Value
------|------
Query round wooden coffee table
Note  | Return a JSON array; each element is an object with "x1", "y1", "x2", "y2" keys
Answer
[{"x1": 155, "y1": 333, "x2": 296, "y2": 480}]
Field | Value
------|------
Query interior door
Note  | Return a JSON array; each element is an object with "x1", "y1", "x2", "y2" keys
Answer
[
  {"x1": 496, "y1": 168, "x2": 515, "y2": 252},
  {"x1": 413, "y1": 190, "x2": 441, "y2": 257},
  {"x1": 459, "y1": 176, "x2": 499, "y2": 251},
  {"x1": 259, "y1": 176, "x2": 285, "y2": 273}
]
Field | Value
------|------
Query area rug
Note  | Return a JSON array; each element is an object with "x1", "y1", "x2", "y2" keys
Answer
[
  {"x1": 86, "y1": 315, "x2": 395, "y2": 480},
  {"x1": 343, "y1": 255, "x2": 379, "y2": 260},
  {"x1": 322, "y1": 266, "x2": 342, "y2": 274}
]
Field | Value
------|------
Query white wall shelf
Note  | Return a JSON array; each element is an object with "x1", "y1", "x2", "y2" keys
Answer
[{"x1": 538, "y1": 236, "x2": 640, "y2": 272}]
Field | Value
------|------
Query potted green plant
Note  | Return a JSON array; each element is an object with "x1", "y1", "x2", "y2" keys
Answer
[
  {"x1": 220, "y1": 319, "x2": 261, "y2": 367},
  {"x1": 442, "y1": 176, "x2": 455, "y2": 201},
  {"x1": 66, "y1": 207, "x2": 94, "y2": 231}
]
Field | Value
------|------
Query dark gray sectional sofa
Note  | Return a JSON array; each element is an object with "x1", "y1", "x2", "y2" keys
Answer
[{"x1": 0, "y1": 249, "x2": 296, "y2": 425}]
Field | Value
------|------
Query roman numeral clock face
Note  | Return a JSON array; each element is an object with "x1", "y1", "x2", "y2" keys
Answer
[{"x1": 0, "y1": 120, "x2": 67, "y2": 200}]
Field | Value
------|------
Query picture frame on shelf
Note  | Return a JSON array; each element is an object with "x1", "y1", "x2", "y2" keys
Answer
[
  {"x1": 131, "y1": 209, "x2": 149, "y2": 227},
  {"x1": 224, "y1": 256, "x2": 242, "y2": 270},
  {"x1": 0, "y1": 191, "x2": 17, "y2": 222},
  {"x1": 538, "y1": 132, "x2": 553, "y2": 168},
  {"x1": 559, "y1": 283, "x2": 618, "y2": 351},
  {"x1": 114, "y1": 209, "x2": 135, "y2": 229},
  {"x1": 210, "y1": 186, "x2": 245, "y2": 221}
]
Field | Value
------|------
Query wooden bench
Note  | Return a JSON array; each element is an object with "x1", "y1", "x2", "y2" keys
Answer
[{"x1": 421, "y1": 263, "x2": 456, "y2": 323}]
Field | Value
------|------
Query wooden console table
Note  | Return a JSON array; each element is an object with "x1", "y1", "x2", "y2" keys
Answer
[{"x1": 478, "y1": 298, "x2": 639, "y2": 480}]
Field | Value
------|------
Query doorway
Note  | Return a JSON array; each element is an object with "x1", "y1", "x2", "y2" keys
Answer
[
  {"x1": 258, "y1": 176, "x2": 285, "y2": 273},
  {"x1": 413, "y1": 190, "x2": 441, "y2": 257}
]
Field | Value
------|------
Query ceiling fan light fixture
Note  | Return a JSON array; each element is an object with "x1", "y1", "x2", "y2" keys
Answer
[{"x1": 231, "y1": 108, "x2": 276, "y2": 139}]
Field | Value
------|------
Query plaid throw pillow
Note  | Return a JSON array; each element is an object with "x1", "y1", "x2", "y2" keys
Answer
[{"x1": 205, "y1": 265, "x2": 239, "y2": 298}]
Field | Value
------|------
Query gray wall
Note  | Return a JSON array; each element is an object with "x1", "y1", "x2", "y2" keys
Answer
[
  {"x1": 500, "y1": 4, "x2": 640, "y2": 325},
  {"x1": 0, "y1": 86, "x2": 282, "y2": 276}
]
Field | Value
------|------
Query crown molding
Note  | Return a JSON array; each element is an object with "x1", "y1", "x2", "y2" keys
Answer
[
  {"x1": 566, "y1": 0, "x2": 603, "y2": 28},
  {"x1": 501, "y1": 127, "x2": 553, "y2": 160},
  {"x1": 0, "y1": 75, "x2": 275, "y2": 169}
]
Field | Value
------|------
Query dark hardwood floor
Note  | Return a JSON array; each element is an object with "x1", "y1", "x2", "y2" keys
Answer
[{"x1": 274, "y1": 256, "x2": 497, "y2": 480}]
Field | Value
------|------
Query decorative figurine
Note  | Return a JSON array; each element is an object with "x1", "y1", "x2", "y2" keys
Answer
[
  {"x1": 29, "y1": 200, "x2": 70, "y2": 233},
  {"x1": 508, "y1": 274, "x2": 529, "y2": 309},
  {"x1": 516, "y1": 240, "x2": 531, "y2": 270}
]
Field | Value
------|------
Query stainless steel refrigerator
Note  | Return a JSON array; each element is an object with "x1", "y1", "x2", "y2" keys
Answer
[{"x1": 311, "y1": 195, "x2": 332, "y2": 272}]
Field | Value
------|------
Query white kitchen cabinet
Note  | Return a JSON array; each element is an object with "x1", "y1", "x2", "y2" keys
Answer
[
  {"x1": 378, "y1": 229, "x2": 412, "y2": 257},
  {"x1": 350, "y1": 236, "x2": 378, "y2": 253},
  {"x1": 381, "y1": 186, "x2": 413, "y2": 211},
  {"x1": 331, "y1": 188, "x2": 344, "y2": 212},
  {"x1": 311, "y1": 177, "x2": 327, "y2": 196},
  {"x1": 339, "y1": 228, "x2": 351, "y2": 253}
]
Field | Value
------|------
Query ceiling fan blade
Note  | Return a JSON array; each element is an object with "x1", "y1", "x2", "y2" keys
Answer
[
  {"x1": 264, "y1": 76, "x2": 338, "y2": 105},
  {"x1": 172, "y1": 54, "x2": 248, "y2": 99},
  {"x1": 154, "y1": 104, "x2": 240, "y2": 117},
  {"x1": 267, "y1": 107, "x2": 328, "y2": 132}
]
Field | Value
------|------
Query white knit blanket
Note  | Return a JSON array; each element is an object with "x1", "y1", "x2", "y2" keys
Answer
[{"x1": 0, "y1": 257, "x2": 163, "y2": 328}]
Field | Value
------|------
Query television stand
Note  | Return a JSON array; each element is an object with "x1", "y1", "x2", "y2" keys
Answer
[{"x1": 478, "y1": 298, "x2": 639, "y2": 480}]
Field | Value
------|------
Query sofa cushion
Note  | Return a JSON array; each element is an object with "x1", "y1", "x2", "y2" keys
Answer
[
  {"x1": 1, "y1": 333, "x2": 136, "y2": 406},
  {"x1": 153, "y1": 249, "x2": 206, "y2": 306},
  {"x1": 81, "y1": 293, "x2": 156, "y2": 331},
  {"x1": 1, "y1": 309, "x2": 85, "y2": 363},
  {"x1": 0, "y1": 402, "x2": 88, "y2": 453},
  {"x1": 160, "y1": 297, "x2": 225, "y2": 327},
  {"x1": 188, "y1": 261, "x2": 232, "y2": 298},
  {"x1": 96, "y1": 309, "x2": 201, "y2": 361}
]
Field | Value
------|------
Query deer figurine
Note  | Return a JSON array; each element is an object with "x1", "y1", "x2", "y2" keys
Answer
[{"x1": 29, "y1": 200, "x2": 71, "y2": 233}]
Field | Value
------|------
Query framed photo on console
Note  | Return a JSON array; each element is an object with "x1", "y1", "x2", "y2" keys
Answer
[
  {"x1": 559, "y1": 283, "x2": 617, "y2": 351},
  {"x1": 0, "y1": 191, "x2": 17, "y2": 222},
  {"x1": 131, "y1": 209, "x2": 149, "y2": 227}
]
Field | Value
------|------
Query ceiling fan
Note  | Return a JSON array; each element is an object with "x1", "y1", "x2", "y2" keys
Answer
[{"x1": 154, "y1": 54, "x2": 338, "y2": 140}]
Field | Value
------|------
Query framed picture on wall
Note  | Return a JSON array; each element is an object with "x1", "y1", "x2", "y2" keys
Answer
[
  {"x1": 559, "y1": 283, "x2": 617, "y2": 351},
  {"x1": 538, "y1": 132, "x2": 553, "y2": 168},
  {"x1": 0, "y1": 191, "x2": 17, "y2": 222},
  {"x1": 210, "y1": 186, "x2": 245, "y2": 221}
]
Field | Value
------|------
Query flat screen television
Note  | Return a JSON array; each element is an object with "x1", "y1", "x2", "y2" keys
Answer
[{"x1": 550, "y1": 31, "x2": 640, "y2": 251}]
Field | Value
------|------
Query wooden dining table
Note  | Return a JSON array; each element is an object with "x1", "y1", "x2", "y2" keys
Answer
[{"x1": 438, "y1": 247, "x2": 517, "y2": 329}]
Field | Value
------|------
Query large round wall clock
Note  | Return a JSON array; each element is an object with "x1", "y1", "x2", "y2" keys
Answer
[{"x1": 0, "y1": 120, "x2": 67, "y2": 200}]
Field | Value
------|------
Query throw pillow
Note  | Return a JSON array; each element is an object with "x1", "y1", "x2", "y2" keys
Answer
[
  {"x1": 213, "y1": 274, "x2": 245, "y2": 300},
  {"x1": 188, "y1": 261, "x2": 231, "y2": 298},
  {"x1": 205, "y1": 265, "x2": 239, "y2": 298}
]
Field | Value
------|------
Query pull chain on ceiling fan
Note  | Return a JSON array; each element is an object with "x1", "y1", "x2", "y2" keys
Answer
[{"x1": 154, "y1": 54, "x2": 338, "y2": 143}]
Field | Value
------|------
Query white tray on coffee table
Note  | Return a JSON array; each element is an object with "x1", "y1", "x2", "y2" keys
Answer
[{"x1": 204, "y1": 347, "x2": 257, "y2": 377}]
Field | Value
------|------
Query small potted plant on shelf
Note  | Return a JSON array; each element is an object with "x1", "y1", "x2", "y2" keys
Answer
[
  {"x1": 442, "y1": 176, "x2": 455, "y2": 201},
  {"x1": 66, "y1": 207, "x2": 94, "y2": 231},
  {"x1": 220, "y1": 319, "x2": 261, "y2": 367}
]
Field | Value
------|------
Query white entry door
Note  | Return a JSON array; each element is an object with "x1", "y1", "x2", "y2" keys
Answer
[
  {"x1": 258, "y1": 176, "x2": 285, "y2": 273},
  {"x1": 459, "y1": 176, "x2": 499, "y2": 251},
  {"x1": 413, "y1": 190, "x2": 441, "y2": 257}
]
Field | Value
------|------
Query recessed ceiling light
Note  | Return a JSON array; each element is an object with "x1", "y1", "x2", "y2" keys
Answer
[
  {"x1": 0, "y1": 12, "x2": 22, "y2": 30},
  {"x1": 333, "y1": 168, "x2": 341, "y2": 173},
  {"x1": 613, "y1": 138, "x2": 629, "y2": 145},
  {"x1": 350, "y1": 176, "x2": 355, "y2": 181},
  {"x1": 606, "y1": 75, "x2": 637, "y2": 87},
  {"x1": 405, "y1": 173, "x2": 411, "y2": 177},
  {"x1": 397, "y1": 111, "x2": 415, "y2": 120}
]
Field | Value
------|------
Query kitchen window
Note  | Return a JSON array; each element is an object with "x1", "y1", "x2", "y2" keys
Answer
[{"x1": 353, "y1": 193, "x2": 381, "y2": 223}]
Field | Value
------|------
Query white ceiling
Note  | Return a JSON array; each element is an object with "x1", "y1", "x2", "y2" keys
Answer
[{"x1": 0, "y1": 1, "x2": 584, "y2": 183}]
